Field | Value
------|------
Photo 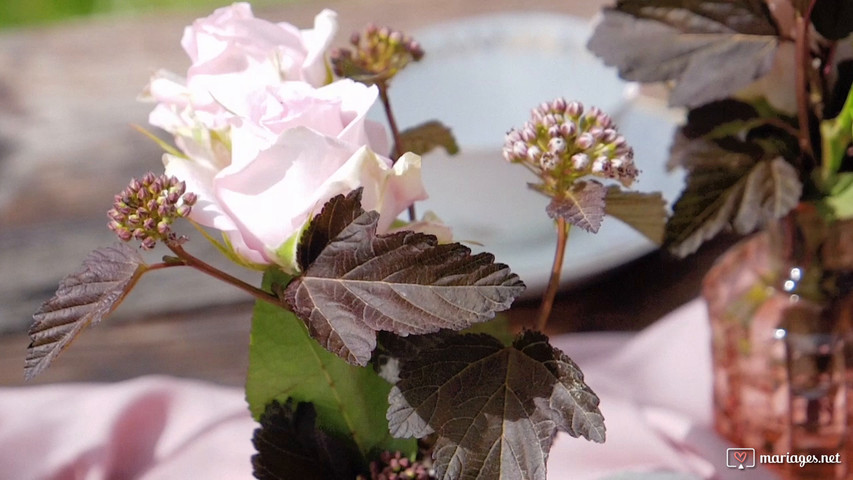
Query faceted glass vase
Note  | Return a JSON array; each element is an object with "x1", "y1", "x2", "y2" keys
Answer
[{"x1": 703, "y1": 207, "x2": 853, "y2": 479}]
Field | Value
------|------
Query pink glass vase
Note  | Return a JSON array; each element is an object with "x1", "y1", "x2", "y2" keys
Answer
[{"x1": 703, "y1": 206, "x2": 853, "y2": 479}]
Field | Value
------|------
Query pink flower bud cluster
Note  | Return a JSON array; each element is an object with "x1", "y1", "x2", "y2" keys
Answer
[
  {"x1": 107, "y1": 173, "x2": 198, "y2": 249},
  {"x1": 358, "y1": 450, "x2": 431, "y2": 480},
  {"x1": 331, "y1": 24, "x2": 424, "y2": 83},
  {"x1": 503, "y1": 98, "x2": 637, "y2": 188}
]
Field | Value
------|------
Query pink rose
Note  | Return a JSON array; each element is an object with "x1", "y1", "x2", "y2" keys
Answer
[
  {"x1": 142, "y1": 4, "x2": 337, "y2": 132},
  {"x1": 231, "y1": 79, "x2": 389, "y2": 165},
  {"x1": 165, "y1": 134, "x2": 426, "y2": 271},
  {"x1": 163, "y1": 79, "x2": 427, "y2": 271}
]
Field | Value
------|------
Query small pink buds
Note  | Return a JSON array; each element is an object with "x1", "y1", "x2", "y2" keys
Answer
[
  {"x1": 331, "y1": 24, "x2": 424, "y2": 85},
  {"x1": 363, "y1": 451, "x2": 430, "y2": 480},
  {"x1": 107, "y1": 173, "x2": 198, "y2": 249},
  {"x1": 502, "y1": 98, "x2": 639, "y2": 190}
]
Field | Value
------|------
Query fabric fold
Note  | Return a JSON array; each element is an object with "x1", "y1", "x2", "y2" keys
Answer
[{"x1": 0, "y1": 299, "x2": 782, "y2": 479}]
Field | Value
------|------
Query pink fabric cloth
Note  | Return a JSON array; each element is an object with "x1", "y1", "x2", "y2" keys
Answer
[
  {"x1": 547, "y1": 299, "x2": 778, "y2": 480},
  {"x1": 0, "y1": 299, "x2": 781, "y2": 479},
  {"x1": 0, "y1": 376, "x2": 255, "y2": 480}
]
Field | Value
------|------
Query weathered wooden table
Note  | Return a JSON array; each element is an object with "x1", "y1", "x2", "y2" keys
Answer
[{"x1": 0, "y1": 0, "x2": 733, "y2": 387}]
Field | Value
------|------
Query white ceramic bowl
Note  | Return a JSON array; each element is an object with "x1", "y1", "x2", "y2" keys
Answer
[{"x1": 374, "y1": 12, "x2": 685, "y2": 295}]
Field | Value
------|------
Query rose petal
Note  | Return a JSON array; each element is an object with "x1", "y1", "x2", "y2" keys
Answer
[
  {"x1": 141, "y1": 7, "x2": 427, "y2": 272},
  {"x1": 163, "y1": 153, "x2": 234, "y2": 232},
  {"x1": 299, "y1": 9, "x2": 339, "y2": 86},
  {"x1": 230, "y1": 80, "x2": 386, "y2": 170},
  {"x1": 375, "y1": 152, "x2": 429, "y2": 233},
  {"x1": 389, "y1": 211, "x2": 454, "y2": 243},
  {"x1": 214, "y1": 129, "x2": 426, "y2": 267},
  {"x1": 214, "y1": 127, "x2": 360, "y2": 262}
]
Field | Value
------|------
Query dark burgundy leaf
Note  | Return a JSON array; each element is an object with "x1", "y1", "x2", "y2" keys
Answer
[
  {"x1": 545, "y1": 181, "x2": 607, "y2": 233},
  {"x1": 25, "y1": 244, "x2": 147, "y2": 380},
  {"x1": 824, "y1": 218, "x2": 853, "y2": 271},
  {"x1": 681, "y1": 100, "x2": 760, "y2": 139},
  {"x1": 252, "y1": 400, "x2": 363, "y2": 480},
  {"x1": 732, "y1": 156, "x2": 801, "y2": 232},
  {"x1": 296, "y1": 189, "x2": 364, "y2": 271},
  {"x1": 374, "y1": 331, "x2": 457, "y2": 383},
  {"x1": 812, "y1": 0, "x2": 853, "y2": 40},
  {"x1": 665, "y1": 133, "x2": 801, "y2": 256},
  {"x1": 588, "y1": 0, "x2": 780, "y2": 107},
  {"x1": 604, "y1": 187, "x2": 668, "y2": 244},
  {"x1": 394, "y1": 120, "x2": 460, "y2": 157},
  {"x1": 826, "y1": 60, "x2": 853, "y2": 119},
  {"x1": 386, "y1": 331, "x2": 605, "y2": 480},
  {"x1": 619, "y1": 0, "x2": 777, "y2": 35},
  {"x1": 285, "y1": 191, "x2": 525, "y2": 366}
]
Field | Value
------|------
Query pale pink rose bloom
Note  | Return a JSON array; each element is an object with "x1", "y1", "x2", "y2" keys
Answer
[
  {"x1": 163, "y1": 78, "x2": 426, "y2": 269},
  {"x1": 231, "y1": 79, "x2": 389, "y2": 168},
  {"x1": 145, "y1": 6, "x2": 439, "y2": 269},
  {"x1": 164, "y1": 130, "x2": 426, "y2": 269},
  {"x1": 391, "y1": 211, "x2": 454, "y2": 244},
  {"x1": 143, "y1": 4, "x2": 337, "y2": 132}
]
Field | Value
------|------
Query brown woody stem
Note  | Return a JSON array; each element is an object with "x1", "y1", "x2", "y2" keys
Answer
[
  {"x1": 145, "y1": 262, "x2": 180, "y2": 273},
  {"x1": 535, "y1": 218, "x2": 570, "y2": 332},
  {"x1": 794, "y1": 2, "x2": 817, "y2": 163},
  {"x1": 377, "y1": 81, "x2": 416, "y2": 221},
  {"x1": 166, "y1": 243, "x2": 285, "y2": 309}
]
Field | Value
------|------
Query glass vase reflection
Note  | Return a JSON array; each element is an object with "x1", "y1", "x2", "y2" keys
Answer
[{"x1": 704, "y1": 206, "x2": 852, "y2": 479}]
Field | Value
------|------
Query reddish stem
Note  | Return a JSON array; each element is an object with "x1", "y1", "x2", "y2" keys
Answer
[
  {"x1": 794, "y1": 1, "x2": 818, "y2": 163},
  {"x1": 166, "y1": 243, "x2": 285, "y2": 308},
  {"x1": 535, "y1": 218, "x2": 570, "y2": 332},
  {"x1": 377, "y1": 81, "x2": 417, "y2": 221}
]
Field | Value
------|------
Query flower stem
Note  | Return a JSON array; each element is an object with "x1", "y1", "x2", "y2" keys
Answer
[
  {"x1": 378, "y1": 81, "x2": 404, "y2": 160},
  {"x1": 166, "y1": 243, "x2": 286, "y2": 309},
  {"x1": 535, "y1": 218, "x2": 570, "y2": 332},
  {"x1": 763, "y1": 117, "x2": 803, "y2": 139},
  {"x1": 377, "y1": 80, "x2": 416, "y2": 221},
  {"x1": 145, "y1": 262, "x2": 179, "y2": 272},
  {"x1": 795, "y1": 1, "x2": 817, "y2": 164}
]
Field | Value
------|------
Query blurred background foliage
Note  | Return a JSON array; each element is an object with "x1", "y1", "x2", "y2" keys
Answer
[{"x1": 0, "y1": 0, "x2": 297, "y2": 29}]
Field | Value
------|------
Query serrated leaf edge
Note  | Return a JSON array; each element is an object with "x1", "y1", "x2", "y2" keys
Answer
[{"x1": 25, "y1": 244, "x2": 148, "y2": 380}]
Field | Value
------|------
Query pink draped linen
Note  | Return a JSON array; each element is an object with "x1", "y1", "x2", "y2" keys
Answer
[{"x1": 0, "y1": 299, "x2": 781, "y2": 479}]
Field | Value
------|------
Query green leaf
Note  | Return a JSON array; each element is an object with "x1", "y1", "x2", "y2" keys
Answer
[
  {"x1": 387, "y1": 331, "x2": 605, "y2": 480},
  {"x1": 830, "y1": 173, "x2": 853, "y2": 197},
  {"x1": 131, "y1": 124, "x2": 185, "y2": 159},
  {"x1": 604, "y1": 187, "x2": 668, "y2": 244},
  {"x1": 331, "y1": 57, "x2": 386, "y2": 86},
  {"x1": 826, "y1": 173, "x2": 853, "y2": 219},
  {"x1": 252, "y1": 400, "x2": 363, "y2": 480},
  {"x1": 821, "y1": 82, "x2": 853, "y2": 182},
  {"x1": 284, "y1": 190, "x2": 525, "y2": 366},
  {"x1": 587, "y1": 0, "x2": 779, "y2": 108},
  {"x1": 246, "y1": 269, "x2": 415, "y2": 458},
  {"x1": 26, "y1": 244, "x2": 148, "y2": 380},
  {"x1": 393, "y1": 120, "x2": 460, "y2": 157},
  {"x1": 190, "y1": 220, "x2": 268, "y2": 271},
  {"x1": 665, "y1": 133, "x2": 801, "y2": 256},
  {"x1": 546, "y1": 180, "x2": 607, "y2": 233},
  {"x1": 461, "y1": 313, "x2": 514, "y2": 346}
]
